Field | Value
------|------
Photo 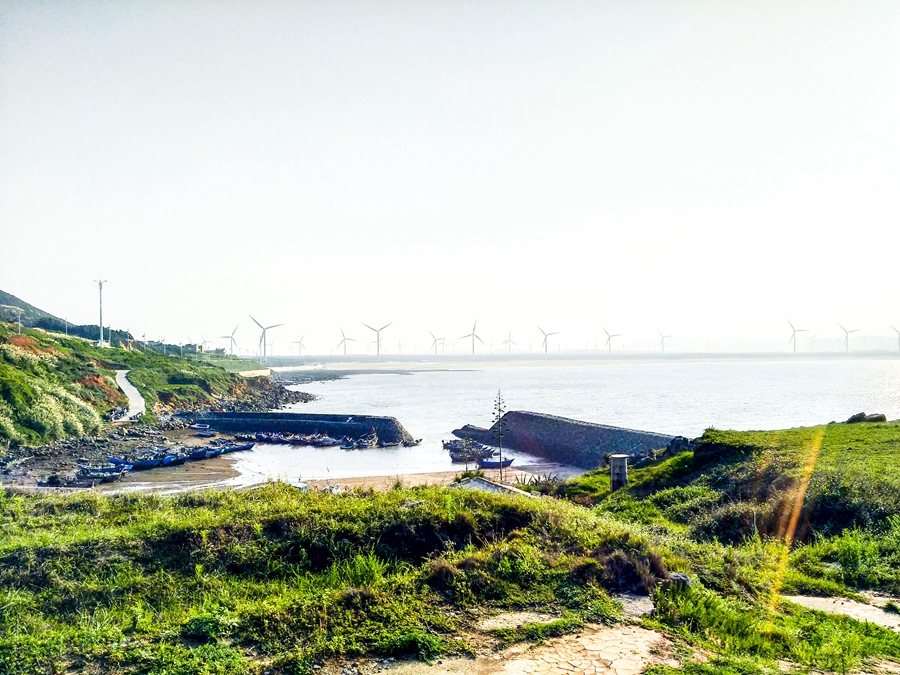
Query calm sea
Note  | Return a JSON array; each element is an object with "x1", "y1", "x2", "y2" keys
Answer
[{"x1": 220, "y1": 358, "x2": 900, "y2": 484}]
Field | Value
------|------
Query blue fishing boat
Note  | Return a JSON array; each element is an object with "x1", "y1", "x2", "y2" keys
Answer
[
  {"x1": 315, "y1": 437, "x2": 340, "y2": 447},
  {"x1": 108, "y1": 456, "x2": 162, "y2": 470},
  {"x1": 476, "y1": 457, "x2": 514, "y2": 469}
]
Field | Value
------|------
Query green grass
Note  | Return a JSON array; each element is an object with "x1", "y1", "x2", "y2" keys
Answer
[
  {"x1": 5, "y1": 415, "x2": 900, "y2": 672},
  {"x1": 0, "y1": 484, "x2": 656, "y2": 673}
]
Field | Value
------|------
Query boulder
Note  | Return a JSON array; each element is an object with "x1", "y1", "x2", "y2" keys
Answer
[
  {"x1": 864, "y1": 413, "x2": 887, "y2": 423},
  {"x1": 845, "y1": 412, "x2": 867, "y2": 424}
]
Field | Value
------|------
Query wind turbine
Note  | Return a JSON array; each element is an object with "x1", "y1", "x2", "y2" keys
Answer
[
  {"x1": 397, "y1": 339, "x2": 404, "y2": 354},
  {"x1": 538, "y1": 326, "x2": 558, "y2": 354},
  {"x1": 602, "y1": 327, "x2": 622, "y2": 355},
  {"x1": 808, "y1": 332, "x2": 817, "y2": 352},
  {"x1": 460, "y1": 321, "x2": 484, "y2": 355},
  {"x1": 292, "y1": 337, "x2": 306, "y2": 356},
  {"x1": 501, "y1": 331, "x2": 516, "y2": 354},
  {"x1": 363, "y1": 322, "x2": 392, "y2": 357},
  {"x1": 336, "y1": 328, "x2": 356, "y2": 356},
  {"x1": 892, "y1": 326, "x2": 900, "y2": 353},
  {"x1": 250, "y1": 315, "x2": 284, "y2": 362},
  {"x1": 219, "y1": 325, "x2": 239, "y2": 355},
  {"x1": 788, "y1": 321, "x2": 808, "y2": 354},
  {"x1": 429, "y1": 331, "x2": 445, "y2": 355},
  {"x1": 658, "y1": 330, "x2": 672, "y2": 354},
  {"x1": 838, "y1": 324, "x2": 859, "y2": 354},
  {"x1": 200, "y1": 334, "x2": 211, "y2": 353}
]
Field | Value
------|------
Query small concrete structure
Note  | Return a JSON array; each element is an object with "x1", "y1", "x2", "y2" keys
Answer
[
  {"x1": 452, "y1": 476, "x2": 534, "y2": 498},
  {"x1": 609, "y1": 454, "x2": 628, "y2": 491}
]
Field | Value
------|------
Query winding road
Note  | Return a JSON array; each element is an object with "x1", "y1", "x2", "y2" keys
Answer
[{"x1": 115, "y1": 370, "x2": 146, "y2": 420}]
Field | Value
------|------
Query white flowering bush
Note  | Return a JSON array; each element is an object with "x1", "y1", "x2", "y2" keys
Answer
[
  {"x1": 0, "y1": 342, "x2": 56, "y2": 369},
  {"x1": 22, "y1": 385, "x2": 101, "y2": 440},
  {"x1": 0, "y1": 399, "x2": 19, "y2": 442}
]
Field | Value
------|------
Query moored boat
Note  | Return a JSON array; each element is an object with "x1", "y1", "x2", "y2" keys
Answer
[{"x1": 476, "y1": 457, "x2": 514, "y2": 469}]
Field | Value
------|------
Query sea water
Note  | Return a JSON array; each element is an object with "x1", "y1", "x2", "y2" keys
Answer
[{"x1": 224, "y1": 358, "x2": 900, "y2": 483}]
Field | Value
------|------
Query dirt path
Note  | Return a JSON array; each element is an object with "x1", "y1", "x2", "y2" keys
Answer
[
  {"x1": 114, "y1": 370, "x2": 146, "y2": 419},
  {"x1": 373, "y1": 624, "x2": 675, "y2": 675},
  {"x1": 783, "y1": 595, "x2": 900, "y2": 631}
]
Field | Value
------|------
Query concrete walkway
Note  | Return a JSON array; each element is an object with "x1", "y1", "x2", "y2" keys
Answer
[{"x1": 115, "y1": 370, "x2": 146, "y2": 420}]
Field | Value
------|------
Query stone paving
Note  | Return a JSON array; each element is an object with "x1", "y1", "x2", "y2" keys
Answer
[{"x1": 502, "y1": 625, "x2": 671, "y2": 675}]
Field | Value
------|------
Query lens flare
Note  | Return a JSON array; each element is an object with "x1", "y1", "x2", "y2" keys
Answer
[{"x1": 769, "y1": 428, "x2": 825, "y2": 608}]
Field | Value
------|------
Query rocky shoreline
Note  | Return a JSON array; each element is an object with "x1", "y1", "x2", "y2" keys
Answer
[{"x1": 0, "y1": 380, "x2": 316, "y2": 486}]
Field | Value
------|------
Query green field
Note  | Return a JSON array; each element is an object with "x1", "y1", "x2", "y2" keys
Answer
[{"x1": 3, "y1": 422, "x2": 900, "y2": 674}]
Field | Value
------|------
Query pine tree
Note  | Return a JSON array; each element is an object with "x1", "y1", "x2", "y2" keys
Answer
[{"x1": 492, "y1": 390, "x2": 508, "y2": 481}]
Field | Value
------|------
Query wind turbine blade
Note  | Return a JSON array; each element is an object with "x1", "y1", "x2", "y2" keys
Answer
[
  {"x1": 267, "y1": 323, "x2": 284, "y2": 330},
  {"x1": 476, "y1": 335, "x2": 485, "y2": 344},
  {"x1": 838, "y1": 323, "x2": 846, "y2": 333},
  {"x1": 549, "y1": 332, "x2": 559, "y2": 336},
  {"x1": 537, "y1": 325, "x2": 547, "y2": 336},
  {"x1": 232, "y1": 325, "x2": 239, "y2": 337},
  {"x1": 379, "y1": 323, "x2": 392, "y2": 331},
  {"x1": 788, "y1": 320, "x2": 795, "y2": 331},
  {"x1": 249, "y1": 315, "x2": 264, "y2": 329},
  {"x1": 363, "y1": 323, "x2": 376, "y2": 332}
]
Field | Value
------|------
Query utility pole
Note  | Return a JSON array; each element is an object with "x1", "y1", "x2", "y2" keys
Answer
[{"x1": 94, "y1": 277, "x2": 107, "y2": 347}]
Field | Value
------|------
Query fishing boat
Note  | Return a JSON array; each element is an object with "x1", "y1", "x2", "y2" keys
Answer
[
  {"x1": 449, "y1": 448, "x2": 496, "y2": 463},
  {"x1": 189, "y1": 423, "x2": 210, "y2": 430},
  {"x1": 195, "y1": 430, "x2": 218, "y2": 438},
  {"x1": 378, "y1": 440, "x2": 401, "y2": 448},
  {"x1": 403, "y1": 439, "x2": 423, "y2": 447},
  {"x1": 340, "y1": 438, "x2": 356, "y2": 450},
  {"x1": 219, "y1": 442, "x2": 255, "y2": 454},
  {"x1": 315, "y1": 437, "x2": 340, "y2": 447},
  {"x1": 190, "y1": 447, "x2": 224, "y2": 460},
  {"x1": 233, "y1": 433, "x2": 255, "y2": 442},
  {"x1": 78, "y1": 464, "x2": 131, "y2": 474},
  {"x1": 476, "y1": 457, "x2": 514, "y2": 469},
  {"x1": 107, "y1": 456, "x2": 162, "y2": 470}
]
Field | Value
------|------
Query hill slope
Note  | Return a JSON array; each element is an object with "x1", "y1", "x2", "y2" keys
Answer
[{"x1": 0, "y1": 321, "x2": 253, "y2": 445}]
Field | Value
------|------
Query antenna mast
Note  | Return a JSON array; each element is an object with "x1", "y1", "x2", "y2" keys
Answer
[{"x1": 94, "y1": 276, "x2": 107, "y2": 346}]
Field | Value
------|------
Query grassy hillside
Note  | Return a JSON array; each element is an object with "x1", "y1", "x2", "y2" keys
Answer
[
  {"x1": 543, "y1": 422, "x2": 900, "y2": 596},
  {"x1": 2, "y1": 483, "x2": 900, "y2": 675},
  {"x1": 0, "y1": 322, "x2": 245, "y2": 445}
]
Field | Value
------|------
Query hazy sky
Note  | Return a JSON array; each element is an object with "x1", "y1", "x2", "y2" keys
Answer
[{"x1": 1, "y1": 1, "x2": 898, "y2": 355}]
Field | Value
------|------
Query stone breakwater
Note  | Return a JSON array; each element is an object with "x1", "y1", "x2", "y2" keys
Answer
[
  {"x1": 453, "y1": 411, "x2": 675, "y2": 469},
  {"x1": 190, "y1": 412, "x2": 415, "y2": 445}
]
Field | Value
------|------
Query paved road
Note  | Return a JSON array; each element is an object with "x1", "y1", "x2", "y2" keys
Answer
[{"x1": 115, "y1": 370, "x2": 146, "y2": 420}]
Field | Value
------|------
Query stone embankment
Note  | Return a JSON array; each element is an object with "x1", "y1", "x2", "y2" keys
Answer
[
  {"x1": 453, "y1": 411, "x2": 674, "y2": 469},
  {"x1": 189, "y1": 412, "x2": 415, "y2": 445}
]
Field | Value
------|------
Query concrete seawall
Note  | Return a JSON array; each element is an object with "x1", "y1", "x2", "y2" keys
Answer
[
  {"x1": 190, "y1": 412, "x2": 415, "y2": 444},
  {"x1": 453, "y1": 411, "x2": 674, "y2": 469}
]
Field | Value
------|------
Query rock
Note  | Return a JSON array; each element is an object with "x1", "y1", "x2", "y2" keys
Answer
[
  {"x1": 845, "y1": 412, "x2": 867, "y2": 424},
  {"x1": 865, "y1": 413, "x2": 887, "y2": 423},
  {"x1": 663, "y1": 572, "x2": 691, "y2": 591}
]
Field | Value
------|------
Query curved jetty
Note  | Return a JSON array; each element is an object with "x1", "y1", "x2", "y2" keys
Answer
[
  {"x1": 453, "y1": 411, "x2": 674, "y2": 469},
  {"x1": 190, "y1": 412, "x2": 414, "y2": 445}
]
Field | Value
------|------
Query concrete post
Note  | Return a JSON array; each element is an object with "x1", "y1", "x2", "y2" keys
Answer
[{"x1": 609, "y1": 454, "x2": 628, "y2": 491}]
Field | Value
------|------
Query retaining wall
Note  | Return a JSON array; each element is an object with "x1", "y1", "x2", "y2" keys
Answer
[
  {"x1": 453, "y1": 410, "x2": 674, "y2": 469},
  {"x1": 191, "y1": 412, "x2": 414, "y2": 444}
]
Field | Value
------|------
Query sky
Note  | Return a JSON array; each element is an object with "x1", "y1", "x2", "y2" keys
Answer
[{"x1": 1, "y1": 0, "x2": 899, "y2": 356}]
